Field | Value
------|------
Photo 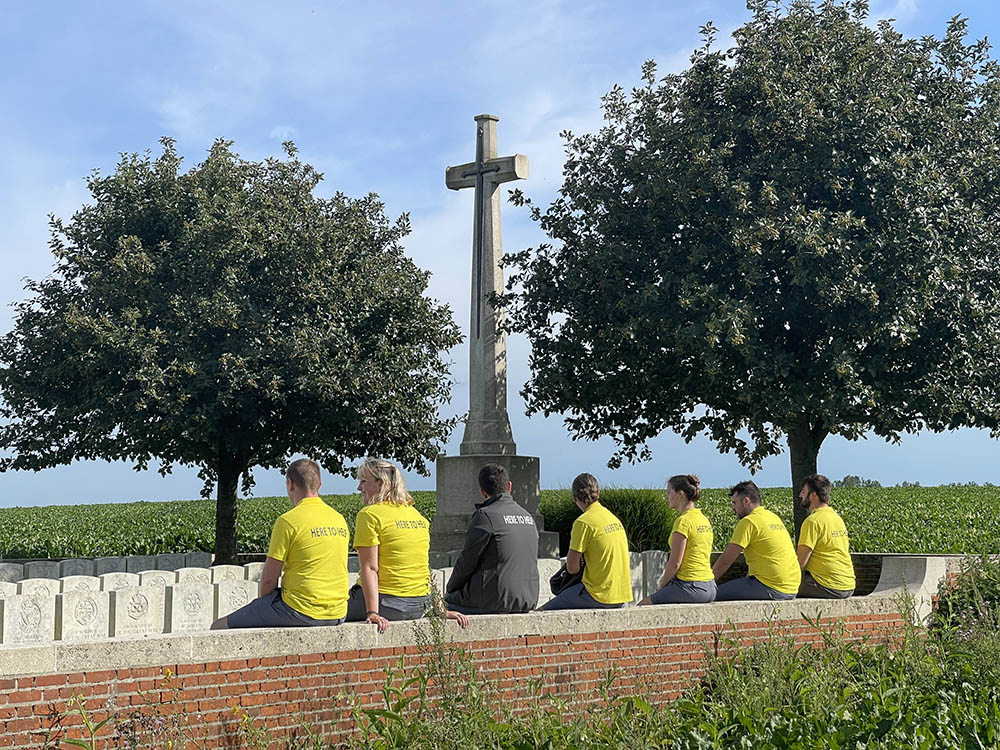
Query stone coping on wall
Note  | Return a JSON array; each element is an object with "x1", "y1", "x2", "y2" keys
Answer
[{"x1": 0, "y1": 555, "x2": 948, "y2": 679}]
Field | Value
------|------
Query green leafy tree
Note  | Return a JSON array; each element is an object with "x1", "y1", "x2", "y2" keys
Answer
[
  {"x1": 0, "y1": 139, "x2": 461, "y2": 561},
  {"x1": 503, "y1": 0, "x2": 1000, "y2": 531}
]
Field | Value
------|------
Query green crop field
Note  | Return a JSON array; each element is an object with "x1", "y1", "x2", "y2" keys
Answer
[{"x1": 0, "y1": 486, "x2": 996, "y2": 559}]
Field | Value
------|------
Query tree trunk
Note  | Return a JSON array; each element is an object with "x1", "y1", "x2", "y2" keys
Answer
[
  {"x1": 214, "y1": 456, "x2": 242, "y2": 564},
  {"x1": 787, "y1": 413, "x2": 828, "y2": 540}
]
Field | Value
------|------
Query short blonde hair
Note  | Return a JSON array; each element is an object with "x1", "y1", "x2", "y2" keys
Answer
[{"x1": 357, "y1": 458, "x2": 414, "y2": 506}]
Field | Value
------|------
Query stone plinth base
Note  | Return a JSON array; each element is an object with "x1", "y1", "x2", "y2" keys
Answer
[{"x1": 432, "y1": 454, "x2": 558, "y2": 557}]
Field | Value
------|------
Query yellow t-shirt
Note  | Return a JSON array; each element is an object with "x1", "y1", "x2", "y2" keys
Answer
[
  {"x1": 799, "y1": 505, "x2": 855, "y2": 591},
  {"x1": 353, "y1": 502, "x2": 430, "y2": 597},
  {"x1": 569, "y1": 502, "x2": 633, "y2": 604},
  {"x1": 729, "y1": 506, "x2": 801, "y2": 595},
  {"x1": 671, "y1": 507, "x2": 714, "y2": 582},
  {"x1": 267, "y1": 496, "x2": 350, "y2": 620}
]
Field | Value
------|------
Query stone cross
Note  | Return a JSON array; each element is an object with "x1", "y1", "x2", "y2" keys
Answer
[{"x1": 445, "y1": 114, "x2": 528, "y2": 455}]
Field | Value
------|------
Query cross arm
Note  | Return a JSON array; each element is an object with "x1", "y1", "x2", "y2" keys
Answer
[{"x1": 445, "y1": 154, "x2": 529, "y2": 190}]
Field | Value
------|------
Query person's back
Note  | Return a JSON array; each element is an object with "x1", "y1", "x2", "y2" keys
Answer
[
  {"x1": 797, "y1": 474, "x2": 855, "y2": 598},
  {"x1": 574, "y1": 501, "x2": 633, "y2": 605},
  {"x1": 736, "y1": 506, "x2": 800, "y2": 595},
  {"x1": 354, "y1": 501, "x2": 430, "y2": 598},
  {"x1": 446, "y1": 465, "x2": 539, "y2": 614},
  {"x1": 213, "y1": 458, "x2": 349, "y2": 629},
  {"x1": 274, "y1": 497, "x2": 351, "y2": 619}
]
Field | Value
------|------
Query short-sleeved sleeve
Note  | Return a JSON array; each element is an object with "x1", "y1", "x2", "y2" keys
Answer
[
  {"x1": 267, "y1": 516, "x2": 294, "y2": 561},
  {"x1": 798, "y1": 514, "x2": 820, "y2": 550},
  {"x1": 729, "y1": 516, "x2": 755, "y2": 549},
  {"x1": 673, "y1": 514, "x2": 691, "y2": 539},
  {"x1": 353, "y1": 507, "x2": 381, "y2": 548},
  {"x1": 569, "y1": 515, "x2": 593, "y2": 554}
]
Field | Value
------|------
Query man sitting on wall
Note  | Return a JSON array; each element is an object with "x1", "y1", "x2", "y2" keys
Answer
[
  {"x1": 713, "y1": 480, "x2": 801, "y2": 601},
  {"x1": 444, "y1": 463, "x2": 540, "y2": 614},
  {"x1": 797, "y1": 473, "x2": 855, "y2": 598},
  {"x1": 212, "y1": 457, "x2": 349, "y2": 629}
]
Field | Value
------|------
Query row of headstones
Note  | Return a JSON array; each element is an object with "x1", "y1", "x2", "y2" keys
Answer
[
  {"x1": 0, "y1": 552, "x2": 674, "y2": 647},
  {"x1": 0, "y1": 552, "x2": 217, "y2": 582}
]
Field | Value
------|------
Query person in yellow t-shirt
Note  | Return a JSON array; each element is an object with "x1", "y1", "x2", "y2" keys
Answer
[
  {"x1": 639, "y1": 474, "x2": 716, "y2": 605},
  {"x1": 541, "y1": 473, "x2": 633, "y2": 610},
  {"x1": 212, "y1": 458, "x2": 349, "y2": 629},
  {"x1": 713, "y1": 480, "x2": 800, "y2": 601},
  {"x1": 797, "y1": 473, "x2": 855, "y2": 599},
  {"x1": 345, "y1": 457, "x2": 468, "y2": 632}
]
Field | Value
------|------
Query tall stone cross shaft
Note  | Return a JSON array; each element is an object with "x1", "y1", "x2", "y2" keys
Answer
[{"x1": 445, "y1": 114, "x2": 528, "y2": 456}]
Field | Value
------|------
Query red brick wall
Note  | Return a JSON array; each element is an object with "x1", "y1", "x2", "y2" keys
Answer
[{"x1": 0, "y1": 611, "x2": 904, "y2": 748}]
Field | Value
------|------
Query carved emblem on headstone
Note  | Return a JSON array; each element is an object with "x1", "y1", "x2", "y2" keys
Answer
[
  {"x1": 18, "y1": 599, "x2": 42, "y2": 631},
  {"x1": 228, "y1": 587, "x2": 250, "y2": 609},
  {"x1": 75, "y1": 596, "x2": 98, "y2": 626},
  {"x1": 74, "y1": 581, "x2": 90, "y2": 591},
  {"x1": 127, "y1": 592, "x2": 149, "y2": 620},
  {"x1": 150, "y1": 574, "x2": 167, "y2": 586},
  {"x1": 193, "y1": 572, "x2": 209, "y2": 583},
  {"x1": 222, "y1": 570, "x2": 238, "y2": 581},
  {"x1": 183, "y1": 591, "x2": 202, "y2": 615}
]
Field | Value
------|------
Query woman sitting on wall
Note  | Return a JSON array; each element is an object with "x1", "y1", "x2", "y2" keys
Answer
[
  {"x1": 639, "y1": 474, "x2": 716, "y2": 605},
  {"x1": 346, "y1": 457, "x2": 468, "y2": 632},
  {"x1": 541, "y1": 473, "x2": 633, "y2": 610}
]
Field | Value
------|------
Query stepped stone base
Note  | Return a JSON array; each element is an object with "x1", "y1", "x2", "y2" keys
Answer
[{"x1": 432, "y1": 454, "x2": 559, "y2": 558}]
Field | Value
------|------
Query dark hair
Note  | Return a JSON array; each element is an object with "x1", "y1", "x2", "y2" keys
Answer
[
  {"x1": 668, "y1": 474, "x2": 701, "y2": 502},
  {"x1": 729, "y1": 480, "x2": 761, "y2": 505},
  {"x1": 287, "y1": 458, "x2": 321, "y2": 494},
  {"x1": 478, "y1": 463, "x2": 510, "y2": 497},
  {"x1": 800, "y1": 473, "x2": 831, "y2": 504},
  {"x1": 571, "y1": 473, "x2": 600, "y2": 505}
]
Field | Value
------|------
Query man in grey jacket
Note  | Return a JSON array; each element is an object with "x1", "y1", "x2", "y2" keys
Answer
[{"x1": 444, "y1": 463, "x2": 539, "y2": 614}]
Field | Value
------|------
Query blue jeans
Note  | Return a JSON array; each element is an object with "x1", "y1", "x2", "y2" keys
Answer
[
  {"x1": 226, "y1": 589, "x2": 344, "y2": 628},
  {"x1": 540, "y1": 582, "x2": 623, "y2": 611}
]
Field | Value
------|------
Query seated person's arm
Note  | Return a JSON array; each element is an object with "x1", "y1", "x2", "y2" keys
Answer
[
  {"x1": 447, "y1": 511, "x2": 492, "y2": 594},
  {"x1": 712, "y1": 543, "x2": 743, "y2": 582},
  {"x1": 565, "y1": 548, "x2": 584, "y2": 575},
  {"x1": 796, "y1": 545, "x2": 813, "y2": 570},
  {"x1": 658, "y1": 532, "x2": 687, "y2": 588},
  {"x1": 357, "y1": 546, "x2": 383, "y2": 625},
  {"x1": 259, "y1": 556, "x2": 283, "y2": 598}
]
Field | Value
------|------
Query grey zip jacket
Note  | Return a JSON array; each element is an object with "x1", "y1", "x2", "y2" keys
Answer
[{"x1": 445, "y1": 492, "x2": 539, "y2": 613}]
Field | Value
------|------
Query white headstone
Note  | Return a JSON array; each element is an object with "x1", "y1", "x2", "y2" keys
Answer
[
  {"x1": 56, "y1": 590, "x2": 111, "y2": 642},
  {"x1": 210, "y1": 565, "x2": 244, "y2": 583},
  {"x1": 176, "y1": 567, "x2": 212, "y2": 585},
  {"x1": 110, "y1": 586, "x2": 165, "y2": 637},
  {"x1": 164, "y1": 583, "x2": 214, "y2": 633},
  {"x1": 628, "y1": 550, "x2": 643, "y2": 604},
  {"x1": 536, "y1": 558, "x2": 564, "y2": 608},
  {"x1": 433, "y1": 568, "x2": 450, "y2": 597},
  {"x1": 25, "y1": 561, "x2": 60, "y2": 579},
  {"x1": 18, "y1": 578, "x2": 61, "y2": 599},
  {"x1": 99, "y1": 572, "x2": 140, "y2": 591},
  {"x1": 60, "y1": 575, "x2": 102, "y2": 593},
  {"x1": 0, "y1": 562, "x2": 24, "y2": 583},
  {"x1": 0, "y1": 581, "x2": 18, "y2": 599},
  {"x1": 1, "y1": 593, "x2": 56, "y2": 644},
  {"x1": 139, "y1": 570, "x2": 177, "y2": 587},
  {"x1": 155, "y1": 554, "x2": 187, "y2": 571},
  {"x1": 185, "y1": 551, "x2": 213, "y2": 568},
  {"x1": 214, "y1": 580, "x2": 257, "y2": 619},
  {"x1": 125, "y1": 555, "x2": 156, "y2": 574},
  {"x1": 59, "y1": 559, "x2": 95, "y2": 577},
  {"x1": 95, "y1": 557, "x2": 127, "y2": 575},
  {"x1": 243, "y1": 562, "x2": 265, "y2": 582},
  {"x1": 641, "y1": 550, "x2": 670, "y2": 601}
]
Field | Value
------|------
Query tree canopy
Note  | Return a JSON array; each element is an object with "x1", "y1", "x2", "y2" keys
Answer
[
  {"x1": 0, "y1": 139, "x2": 461, "y2": 561},
  {"x1": 503, "y1": 0, "x2": 1000, "y2": 530}
]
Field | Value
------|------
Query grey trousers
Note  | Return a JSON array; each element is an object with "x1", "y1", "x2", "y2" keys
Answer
[
  {"x1": 540, "y1": 582, "x2": 624, "y2": 611},
  {"x1": 716, "y1": 576, "x2": 796, "y2": 601},
  {"x1": 649, "y1": 578, "x2": 717, "y2": 604},
  {"x1": 798, "y1": 571, "x2": 853, "y2": 599},
  {"x1": 345, "y1": 584, "x2": 429, "y2": 621}
]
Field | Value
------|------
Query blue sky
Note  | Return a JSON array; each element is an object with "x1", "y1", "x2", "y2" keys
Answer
[{"x1": 2, "y1": 0, "x2": 999, "y2": 506}]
